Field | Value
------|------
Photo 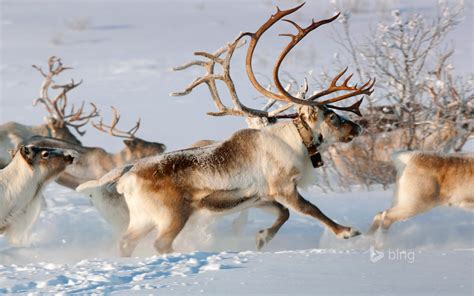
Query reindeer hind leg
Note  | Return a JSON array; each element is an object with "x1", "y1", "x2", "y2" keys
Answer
[
  {"x1": 153, "y1": 206, "x2": 190, "y2": 254},
  {"x1": 255, "y1": 201, "x2": 289, "y2": 251}
]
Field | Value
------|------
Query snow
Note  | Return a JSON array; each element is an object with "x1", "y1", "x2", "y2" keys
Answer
[
  {"x1": 1, "y1": 0, "x2": 473, "y2": 295},
  {"x1": 0, "y1": 184, "x2": 472, "y2": 294}
]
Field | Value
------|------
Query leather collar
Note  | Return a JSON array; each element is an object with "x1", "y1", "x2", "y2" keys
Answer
[{"x1": 293, "y1": 117, "x2": 324, "y2": 168}]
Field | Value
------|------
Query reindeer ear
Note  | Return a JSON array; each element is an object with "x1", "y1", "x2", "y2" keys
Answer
[
  {"x1": 19, "y1": 145, "x2": 35, "y2": 165},
  {"x1": 123, "y1": 139, "x2": 135, "y2": 148},
  {"x1": 298, "y1": 106, "x2": 317, "y2": 121}
]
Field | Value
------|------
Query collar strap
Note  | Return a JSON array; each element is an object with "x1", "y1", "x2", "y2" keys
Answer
[
  {"x1": 292, "y1": 117, "x2": 324, "y2": 168},
  {"x1": 46, "y1": 125, "x2": 52, "y2": 137}
]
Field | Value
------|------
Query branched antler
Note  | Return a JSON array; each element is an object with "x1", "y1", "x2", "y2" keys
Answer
[
  {"x1": 172, "y1": 2, "x2": 375, "y2": 121},
  {"x1": 92, "y1": 106, "x2": 140, "y2": 139},
  {"x1": 171, "y1": 37, "x2": 296, "y2": 121},
  {"x1": 241, "y1": 3, "x2": 374, "y2": 115},
  {"x1": 32, "y1": 56, "x2": 99, "y2": 135}
]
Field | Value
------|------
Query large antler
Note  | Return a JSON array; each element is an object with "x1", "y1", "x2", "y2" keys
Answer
[
  {"x1": 171, "y1": 37, "x2": 295, "y2": 120},
  {"x1": 92, "y1": 106, "x2": 141, "y2": 139},
  {"x1": 241, "y1": 3, "x2": 374, "y2": 115},
  {"x1": 32, "y1": 56, "x2": 99, "y2": 135}
]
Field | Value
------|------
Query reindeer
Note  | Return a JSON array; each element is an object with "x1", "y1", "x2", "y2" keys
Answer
[
  {"x1": 0, "y1": 56, "x2": 98, "y2": 168},
  {"x1": 75, "y1": 42, "x2": 302, "y2": 237},
  {"x1": 0, "y1": 144, "x2": 77, "y2": 245},
  {"x1": 27, "y1": 106, "x2": 166, "y2": 190},
  {"x1": 368, "y1": 151, "x2": 474, "y2": 235},
  {"x1": 112, "y1": 4, "x2": 374, "y2": 256}
]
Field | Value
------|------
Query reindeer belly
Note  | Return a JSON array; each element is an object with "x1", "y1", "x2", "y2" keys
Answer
[{"x1": 194, "y1": 189, "x2": 262, "y2": 215}]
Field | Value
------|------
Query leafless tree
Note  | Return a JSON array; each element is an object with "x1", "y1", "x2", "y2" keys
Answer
[{"x1": 311, "y1": 1, "x2": 473, "y2": 189}]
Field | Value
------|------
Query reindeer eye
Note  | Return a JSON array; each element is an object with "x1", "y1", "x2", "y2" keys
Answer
[
  {"x1": 41, "y1": 151, "x2": 50, "y2": 159},
  {"x1": 329, "y1": 113, "x2": 338, "y2": 123}
]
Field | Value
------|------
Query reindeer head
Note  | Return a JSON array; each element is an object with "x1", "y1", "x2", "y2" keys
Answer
[
  {"x1": 123, "y1": 138, "x2": 167, "y2": 159},
  {"x1": 297, "y1": 105, "x2": 362, "y2": 145},
  {"x1": 93, "y1": 106, "x2": 166, "y2": 160},
  {"x1": 17, "y1": 145, "x2": 77, "y2": 180}
]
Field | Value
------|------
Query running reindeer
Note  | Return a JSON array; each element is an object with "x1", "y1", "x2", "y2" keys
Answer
[
  {"x1": 114, "y1": 3, "x2": 374, "y2": 256},
  {"x1": 368, "y1": 151, "x2": 473, "y2": 235},
  {"x1": 0, "y1": 56, "x2": 98, "y2": 168},
  {"x1": 75, "y1": 39, "x2": 304, "y2": 237},
  {"x1": 0, "y1": 144, "x2": 77, "y2": 245}
]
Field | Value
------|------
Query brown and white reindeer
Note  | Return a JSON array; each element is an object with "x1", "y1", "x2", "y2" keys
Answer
[
  {"x1": 0, "y1": 56, "x2": 98, "y2": 168},
  {"x1": 0, "y1": 144, "x2": 77, "y2": 245},
  {"x1": 73, "y1": 39, "x2": 299, "y2": 237},
  {"x1": 368, "y1": 151, "x2": 473, "y2": 235},
  {"x1": 113, "y1": 4, "x2": 375, "y2": 256}
]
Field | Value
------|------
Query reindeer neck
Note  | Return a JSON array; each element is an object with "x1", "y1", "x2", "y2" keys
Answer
[
  {"x1": 111, "y1": 149, "x2": 132, "y2": 167},
  {"x1": 1, "y1": 155, "x2": 41, "y2": 200},
  {"x1": 264, "y1": 121, "x2": 308, "y2": 157}
]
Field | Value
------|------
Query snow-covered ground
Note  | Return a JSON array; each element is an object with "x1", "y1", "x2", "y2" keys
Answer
[
  {"x1": 0, "y1": 185, "x2": 472, "y2": 294},
  {"x1": 1, "y1": 0, "x2": 473, "y2": 294}
]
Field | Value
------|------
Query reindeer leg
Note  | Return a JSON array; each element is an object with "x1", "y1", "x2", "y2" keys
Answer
[
  {"x1": 153, "y1": 208, "x2": 190, "y2": 254},
  {"x1": 368, "y1": 211, "x2": 385, "y2": 234},
  {"x1": 370, "y1": 176, "x2": 439, "y2": 234},
  {"x1": 119, "y1": 224, "x2": 154, "y2": 257},
  {"x1": 231, "y1": 209, "x2": 249, "y2": 235},
  {"x1": 276, "y1": 189, "x2": 360, "y2": 239},
  {"x1": 255, "y1": 201, "x2": 289, "y2": 250}
]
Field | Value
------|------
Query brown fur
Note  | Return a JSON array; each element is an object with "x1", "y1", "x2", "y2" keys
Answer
[
  {"x1": 368, "y1": 152, "x2": 474, "y2": 234},
  {"x1": 137, "y1": 129, "x2": 258, "y2": 182}
]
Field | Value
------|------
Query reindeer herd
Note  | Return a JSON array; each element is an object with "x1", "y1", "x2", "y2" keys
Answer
[{"x1": 1, "y1": 4, "x2": 472, "y2": 256}]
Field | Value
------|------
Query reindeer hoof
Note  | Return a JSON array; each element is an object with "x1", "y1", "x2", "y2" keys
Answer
[
  {"x1": 336, "y1": 227, "x2": 361, "y2": 239},
  {"x1": 256, "y1": 229, "x2": 272, "y2": 251}
]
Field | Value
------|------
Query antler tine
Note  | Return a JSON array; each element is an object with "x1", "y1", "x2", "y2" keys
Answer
[
  {"x1": 49, "y1": 79, "x2": 85, "y2": 121},
  {"x1": 92, "y1": 106, "x2": 140, "y2": 139},
  {"x1": 306, "y1": 67, "x2": 373, "y2": 102},
  {"x1": 240, "y1": 3, "x2": 305, "y2": 101},
  {"x1": 271, "y1": 11, "x2": 375, "y2": 112},
  {"x1": 172, "y1": 37, "x2": 272, "y2": 119},
  {"x1": 32, "y1": 57, "x2": 88, "y2": 127},
  {"x1": 312, "y1": 78, "x2": 375, "y2": 106},
  {"x1": 272, "y1": 12, "x2": 342, "y2": 106},
  {"x1": 325, "y1": 97, "x2": 365, "y2": 116},
  {"x1": 170, "y1": 41, "x2": 235, "y2": 98},
  {"x1": 127, "y1": 118, "x2": 141, "y2": 137},
  {"x1": 64, "y1": 102, "x2": 99, "y2": 135}
]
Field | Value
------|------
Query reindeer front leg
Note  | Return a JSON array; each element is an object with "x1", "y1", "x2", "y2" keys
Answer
[{"x1": 275, "y1": 186, "x2": 360, "y2": 239}]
